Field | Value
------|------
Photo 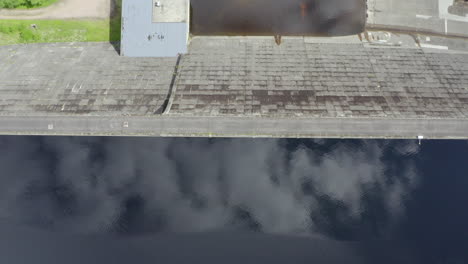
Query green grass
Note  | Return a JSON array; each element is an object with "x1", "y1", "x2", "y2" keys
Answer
[
  {"x1": 0, "y1": 0, "x2": 58, "y2": 9},
  {"x1": 0, "y1": 18, "x2": 121, "y2": 45},
  {"x1": 0, "y1": 0, "x2": 121, "y2": 45}
]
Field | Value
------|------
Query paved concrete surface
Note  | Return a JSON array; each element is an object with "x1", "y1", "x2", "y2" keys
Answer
[
  {"x1": 0, "y1": 42, "x2": 176, "y2": 116},
  {"x1": 0, "y1": 34, "x2": 467, "y2": 138},
  {"x1": 0, "y1": 0, "x2": 112, "y2": 19},
  {"x1": 2, "y1": 116, "x2": 468, "y2": 139},
  {"x1": 152, "y1": 0, "x2": 188, "y2": 23},
  {"x1": 169, "y1": 37, "x2": 468, "y2": 118},
  {"x1": 367, "y1": 0, "x2": 468, "y2": 37}
]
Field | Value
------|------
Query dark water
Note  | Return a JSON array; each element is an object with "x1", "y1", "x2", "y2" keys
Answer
[
  {"x1": 190, "y1": 0, "x2": 366, "y2": 36},
  {"x1": 0, "y1": 137, "x2": 467, "y2": 263}
]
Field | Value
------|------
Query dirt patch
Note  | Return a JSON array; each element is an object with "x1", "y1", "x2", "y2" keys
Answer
[{"x1": 0, "y1": 0, "x2": 113, "y2": 19}]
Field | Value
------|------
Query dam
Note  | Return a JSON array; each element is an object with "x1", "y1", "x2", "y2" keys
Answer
[{"x1": 0, "y1": 0, "x2": 467, "y2": 139}]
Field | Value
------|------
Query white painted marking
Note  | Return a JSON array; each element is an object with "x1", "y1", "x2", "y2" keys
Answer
[
  {"x1": 71, "y1": 82, "x2": 82, "y2": 93},
  {"x1": 123, "y1": 121, "x2": 129, "y2": 128},
  {"x1": 48, "y1": 124, "x2": 54, "y2": 130},
  {"x1": 416, "y1": 14, "x2": 432, "y2": 19},
  {"x1": 445, "y1": 18, "x2": 447, "y2": 34},
  {"x1": 104, "y1": 82, "x2": 112, "y2": 96},
  {"x1": 420, "y1": 44, "x2": 449, "y2": 50},
  {"x1": 426, "y1": 37, "x2": 431, "y2": 41}
]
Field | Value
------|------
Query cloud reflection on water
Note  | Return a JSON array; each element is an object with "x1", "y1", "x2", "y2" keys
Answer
[{"x1": 0, "y1": 137, "x2": 419, "y2": 238}]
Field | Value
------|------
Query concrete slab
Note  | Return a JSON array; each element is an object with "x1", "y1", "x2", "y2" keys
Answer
[
  {"x1": 303, "y1": 36, "x2": 362, "y2": 44},
  {"x1": 1, "y1": 115, "x2": 468, "y2": 139},
  {"x1": 0, "y1": 36, "x2": 467, "y2": 139},
  {"x1": 152, "y1": 0, "x2": 189, "y2": 23},
  {"x1": 170, "y1": 37, "x2": 468, "y2": 120},
  {"x1": 0, "y1": 42, "x2": 176, "y2": 116},
  {"x1": 368, "y1": 0, "x2": 468, "y2": 37}
]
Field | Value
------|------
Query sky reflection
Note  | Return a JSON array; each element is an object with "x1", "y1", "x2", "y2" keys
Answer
[
  {"x1": 0, "y1": 137, "x2": 467, "y2": 263},
  {"x1": 0, "y1": 137, "x2": 419, "y2": 237}
]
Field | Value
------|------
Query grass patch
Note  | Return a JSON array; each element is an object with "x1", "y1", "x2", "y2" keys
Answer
[
  {"x1": 0, "y1": 0, "x2": 58, "y2": 9},
  {"x1": 0, "y1": 0, "x2": 121, "y2": 45},
  {"x1": 0, "y1": 18, "x2": 121, "y2": 45}
]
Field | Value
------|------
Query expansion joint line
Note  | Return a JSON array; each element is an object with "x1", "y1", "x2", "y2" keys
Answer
[{"x1": 161, "y1": 54, "x2": 183, "y2": 115}]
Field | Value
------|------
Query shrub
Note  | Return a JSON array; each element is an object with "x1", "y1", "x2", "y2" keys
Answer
[
  {"x1": 0, "y1": 0, "x2": 55, "y2": 8},
  {"x1": 18, "y1": 27, "x2": 40, "y2": 42}
]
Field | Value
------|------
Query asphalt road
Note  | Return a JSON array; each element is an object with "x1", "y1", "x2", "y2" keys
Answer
[{"x1": 1, "y1": 115, "x2": 468, "y2": 139}]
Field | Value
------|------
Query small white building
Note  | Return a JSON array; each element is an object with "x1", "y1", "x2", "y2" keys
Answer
[{"x1": 121, "y1": 0, "x2": 190, "y2": 57}]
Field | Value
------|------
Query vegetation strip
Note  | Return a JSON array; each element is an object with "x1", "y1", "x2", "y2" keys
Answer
[
  {"x1": 0, "y1": 0, "x2": 122, "y2": 45},
  {"x1": 0, "y1": 0, "x2": 58, "y2": 9}
]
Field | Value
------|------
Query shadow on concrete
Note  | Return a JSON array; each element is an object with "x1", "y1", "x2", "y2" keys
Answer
[
  {"x1": 109, "y1": 0, "x2": 121, "y2": 54},
  {"x1": 190, "y1": 0, "x2": 366, "y2": 36}
]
